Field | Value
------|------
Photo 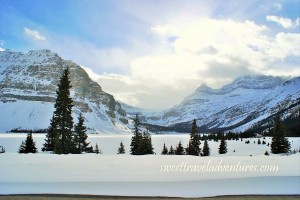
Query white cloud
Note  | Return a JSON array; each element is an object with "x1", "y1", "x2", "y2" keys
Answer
[
  {"x1": 24, "y1": 27, "x2": 46, "y2": 41},
  {"x1": 0, "y1": 47, "x2": 4, "y2": 51},
  {"x1": 90, "y1": 18, "x2": 299, "y2": 109},
  {"x1": 266, "y1": 15, "x2": 300, "y2": 29}
]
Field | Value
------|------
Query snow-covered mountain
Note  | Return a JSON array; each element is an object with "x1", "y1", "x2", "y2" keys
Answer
[
  {"x1": 142, "y1": 75, "x2": 300, "y2": 132},
  {"x1": 0, "y1": 49, "x2": 130, "y2": 133}
]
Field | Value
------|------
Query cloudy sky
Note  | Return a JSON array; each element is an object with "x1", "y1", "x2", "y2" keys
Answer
[{"x1": 0, "y1": 0, "x2": 299, "y2": 110}]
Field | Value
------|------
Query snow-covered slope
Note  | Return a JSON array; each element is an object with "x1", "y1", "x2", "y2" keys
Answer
[
  {"x1": 0, "y1": 49, "x2": 130, "y2": 133},
  {"x1": 143, "y1": 75, "x2": 300, "y2": 132}
]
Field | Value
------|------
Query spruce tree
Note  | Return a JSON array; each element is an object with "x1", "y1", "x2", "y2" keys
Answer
[
  {"x1": 53, "y1": 68, "x2": 74, "y2": 154},
  {"x1": 188, "y1": 119, "x2": 201, "y2": 156},
  {"x1": 271, "y1": 115, "x2": 290, "y2": 154},
  {"x1": 19, "y1": 132, "x2": 37, "y2": 153},
  {"x1": 161, "y1": 143, "x2": 168, "y2": 155},
  {"x1": 169, "y1": 145, "x2": 175, "y2": 155},
  {"x1": 118, "y1": 141, "x2": 126, "y2": 154},
  {"x1": 218, "y1": 138, "x2": 227, "y2": 154},
  {"x1": 257, "y1": 139, "x2": 261, "y2": 145},
  {"x1": 202, "y1": 139, "x2": 210, "y2": 156},
  {"x1": 138, "y1": 130, "x2": 154, "y2": 155},
  {"x1": 175, "y1": 141, "x2": 185, "y2": 155},
  {"x1": 73, "y1": 113, "x2": 91, "y2": 153},
  {"x1": 0, "y1": 146, "x2": 5, "y2": 153},
  {"x1": 130, "y1": 114, "x2": 142, "y2": 155},
  {"x1": 95, "y1": 143, "x2": 100, "y2": 154},
  {"x1": 18, "y1": 141, "x2": 26, "y2": 153},
  {"x1": 42, "y1": 115, "x2": 57, "y2": 152}
]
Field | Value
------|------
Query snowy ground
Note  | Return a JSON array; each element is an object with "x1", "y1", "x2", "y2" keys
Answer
[{"x1": 0, "y1": 134, "x2": 299, "y2": 197}]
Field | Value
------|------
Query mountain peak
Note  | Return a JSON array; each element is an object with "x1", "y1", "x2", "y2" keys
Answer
[
  {"x1": 0, "y1": 49, "x2": 129, "y2": 133},
  {"x1": 195, "y1": 83, "x2": 214, "y2": 94},
  {"x1": 221, "y1": 75, "x2": 285, "y2": 91}
]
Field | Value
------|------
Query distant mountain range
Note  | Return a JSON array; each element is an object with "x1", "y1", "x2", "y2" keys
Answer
[
  {"x1": 0, "y1": 49, "x2": 130, "y2": 133},
  {"x1": 1, "y1": 49, "x2": 299, "y2": 133},
  {"x1": 138, "y1": 75, "x2": 300, "y2": 133}
]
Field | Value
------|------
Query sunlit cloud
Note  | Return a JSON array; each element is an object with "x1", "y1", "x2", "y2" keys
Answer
[
  {"x1": 266, "y1": 15, "x2": 300, "y2": 29},
  {"x1": 84, "y1": 18, "x2": 300, "y2": 109},
  {"x1": 24, "y1": 27, "x2": 46, "y2": 41}
]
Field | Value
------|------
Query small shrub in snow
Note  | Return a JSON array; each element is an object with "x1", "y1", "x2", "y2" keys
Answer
[
  {"x1": 94, "y1": 143, "x2": 102, "y2": 154},
  {"x1": 0, "y1": 146, "x2": 5, "y2": 153},
  {"x1": 265, "y1": 151, "x2": 270, "y2": 156},
  {"x1": 118, "y1": 141, "x2": 125, "y2": 154}
]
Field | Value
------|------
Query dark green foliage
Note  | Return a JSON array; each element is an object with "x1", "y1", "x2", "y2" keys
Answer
[
  {"x1": 94, "y1": 143, "x2": 101, "y2": 154},
  {"x1": 43, "y1": 68, "x2": 75, "y2": 154},
  {"x1": 73, "y1": 113, "x2": 92, "y2": 153},
  {"x1": 138, "y1": 130, "x2": 154, "y2": 155},
  {"x1": 257, "y1": 139, "x2": 261, "y2": 145},
  {"x1": 187, "y1": 119, "x2": 201, "y2": 156},
  {"x1": 9, "y1": 128, "x2": 48, "y2": 133},
  {"x1": 18, "y1": 132, "x2": 37, "y2": 153},
  {"x1": 169, "y1": 145, "x2": 175, "y2": 155},
  {"x1": 53, "y1": 68, "x2": 74, "y2": 154},
  {"x1": 218, "y1": 138, "x2": 227, "y2": 154},
  {"x1": 42, "y1": 115, "x2": 57, "y2": 152},
  {"x1": 202, "y1": 139, "x2": 210, "y2": 156},
  {"x1": 118, "y1": 141, "x2": 125, "y2": 154},
  {"x1": 185, "y1": 144, "x2": 189, "y2": 154},
  {"x1": 175, "y1": 141, "x2": 185, "y2": 155},
  {"x1": 130, "y1": 114, "x2": 154, "y2": 155},
  {"x1": 161, "y1": 143, "x2": 168, "y2": 155},
  {"x1": 271, "y1": 116, "x2": 291, "y2": 154},
  {"x1": 18, "y1": 141, "x2": 26, "y2": 153},
  {"x1": 130, "y1": 114, "x2": 142, "y2": 155},
  {"x1": 265, "y1": 151, "x2": 270, "y2": 156},
  {"x1": 0, "y1": 146, "x2": 5, "y2": 153}
]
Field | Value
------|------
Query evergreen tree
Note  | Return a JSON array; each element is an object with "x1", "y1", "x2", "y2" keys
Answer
[
  {"x1": 0, "y1": 146, "x2": 5, "y2": 153},
  {"x1": 202, "y1": 139, "x2": 210, "y2": 156},
  {"x1": 188, "y1": 119, "x2": 201, "y2": 156},
  {"x1": 73, "y1": 113, "x2": 92, "y2": 153},
  {"x1": 161, "y1": 143, "x2": 168, "y2": 155},
  {"x1": 271, "y1": 115, "x2": 291, "y2": 154},
  {"x1": 169, "y1": 145, "x2": 175, "y2": 155},
  {"x1": 265, "y1": 151, "x2": 270, "y2": 156},
  {"x1": 94, "y1": 143, "x2": 101, "y2": 154},
  {"x1": 18, "y1": 141, "x2": 26, "y2": 153},
  {"x1": 53, "y1": 68, "x2": 74, "y2": 154},
  {"x1": 118, "y1": 141, "x2": 126, "y2": 154},
  {"x1": 185, "y1": 144, "x2": 190, "y2": 155},
  {"x1": 257, "y1": 139, "x2": 261, "y2": 145},
  {"x1": 42, "y1": 115, "x2": 57, "y2": 152},
  {"x1": 18, "y1": 132, "x2": 37, "y2": 153},
  {"x1": 138, "y1": 130, "x2": 154, "y2": 155},
  {"x1": 130, "y1": 114, "x2": 142, "y2": 155},
  {"x1": 175, "y1": 141, "x2": 185, "y2": 155},
  {"x1": 218, "y1": 138, "x2": 227, "y2": 154}
]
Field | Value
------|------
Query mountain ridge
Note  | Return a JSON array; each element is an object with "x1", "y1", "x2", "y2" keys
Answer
[
  {"x1": 0, "y1": 49, "x2": 130, "y2": 133},
  {"x1": 140, "y1": 75, "x2": 300, "y2": 133}
]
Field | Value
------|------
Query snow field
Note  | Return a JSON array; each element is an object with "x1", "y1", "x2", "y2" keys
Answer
[{"x1": 0, "y1": 134, "x2": 299, "y2": 197}]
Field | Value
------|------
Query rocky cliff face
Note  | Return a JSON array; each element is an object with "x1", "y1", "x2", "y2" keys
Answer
[{"x1": 0, "y1": 49, "x2": 129, "y2": 133}]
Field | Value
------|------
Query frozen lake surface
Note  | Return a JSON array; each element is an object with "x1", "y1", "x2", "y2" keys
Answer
[{"x1": 0, "y1": 134, "x2": 299, "y2": 197}]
